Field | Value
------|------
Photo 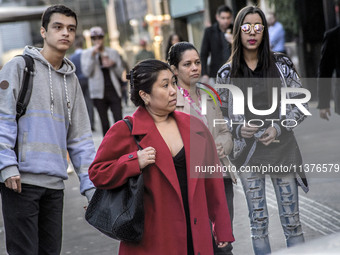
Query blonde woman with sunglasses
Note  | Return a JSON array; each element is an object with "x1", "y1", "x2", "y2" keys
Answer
[{"x1": 216, "y1": 6, "x2": 309, "y2": 255}]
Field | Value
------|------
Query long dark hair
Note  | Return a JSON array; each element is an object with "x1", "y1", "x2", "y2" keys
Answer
[
  {"x1": 230, "y1": 6, "x2": 272, "y2": 78},
  {"x1": 165, "y1": 34, "x2": 182, "y2": 61}
]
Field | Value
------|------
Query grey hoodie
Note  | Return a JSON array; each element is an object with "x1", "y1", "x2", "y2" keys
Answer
[{"x1": 0, "y1": 46, "x2": 95, "y2": 198}]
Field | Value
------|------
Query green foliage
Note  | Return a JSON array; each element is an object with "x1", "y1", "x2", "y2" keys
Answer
[{"x1": 267, "y1": 0, "x2": 298, "y2": 41}]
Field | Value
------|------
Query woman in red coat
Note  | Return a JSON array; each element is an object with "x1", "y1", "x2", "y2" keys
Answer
[{"x1": 88, "y1": 59, "x2": 234, "y2": 255}]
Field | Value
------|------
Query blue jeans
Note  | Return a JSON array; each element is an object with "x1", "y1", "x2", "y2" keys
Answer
[{"x1": 239, "y1": 172, "x2": 304, "y2": 255}]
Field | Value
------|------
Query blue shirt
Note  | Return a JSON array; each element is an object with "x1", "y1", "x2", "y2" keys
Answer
[
  {"x1": 268, "y1": 21, "x2": 285, "y2": 52},
  {"x1": 69, "y1": 49, "x2": 87, "y2": 83}
]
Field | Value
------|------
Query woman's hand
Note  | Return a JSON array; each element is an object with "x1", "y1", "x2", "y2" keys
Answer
[
  {"x1": 137, "y1": 146, "x2": 156, "y2": 169},
  {"x1": 258, "y1": 127, "x2": 277, "y2": 146},
  {"x1": 217, "y1": 242, "x2": 229, "y2": 248},
  {"x1": 216, "y1": 143, "x2": 226, "y2": 158},
  {"x1": 240, "y1": 124, "x2": 259, "y2": 139}
]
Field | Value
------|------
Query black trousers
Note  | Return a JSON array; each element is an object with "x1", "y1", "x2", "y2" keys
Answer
[
  {"x1": 93, "y1": 85, "x2": 122, "y2": 136},
  {"x1": 213, "y1": 178, "x2": 234, "y2": 255},
  {"x1": 0, "y1": 183, "x2": 64, "y2": 255}
]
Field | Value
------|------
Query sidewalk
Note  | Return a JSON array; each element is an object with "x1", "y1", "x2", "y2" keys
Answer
[{"x1": 61, "y1": 104, "x2": 134, "y2": 254}]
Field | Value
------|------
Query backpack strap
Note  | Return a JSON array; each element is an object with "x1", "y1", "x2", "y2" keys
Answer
[
  {"x1": 16, "y1": 54, "x2": 34, "y2": 121},
  {"x1": 14, "y1": 54, "x2": 34, "y2": 157}
]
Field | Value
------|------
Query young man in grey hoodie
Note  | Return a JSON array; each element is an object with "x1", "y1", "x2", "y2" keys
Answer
[{"x1": 0, "y1": 5, "x2": 96, "y2": 254}]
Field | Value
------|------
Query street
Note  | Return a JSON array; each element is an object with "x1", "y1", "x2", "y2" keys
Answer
[{"x1": 1, "y1": 102, "x2": 340, "y2": 254}]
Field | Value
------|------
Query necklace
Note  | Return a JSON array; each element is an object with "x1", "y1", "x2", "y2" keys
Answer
[{"x1": 178, "y1": 86, "x2": 208, "y2": 126}]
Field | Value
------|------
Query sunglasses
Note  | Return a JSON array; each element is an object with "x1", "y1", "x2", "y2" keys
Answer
[
  {"x1": 240, "y1": 23, "x2": 265, "y2": 34},
  {"x1": 91, "y1": 36, "x2": 104, "y2": 40}
]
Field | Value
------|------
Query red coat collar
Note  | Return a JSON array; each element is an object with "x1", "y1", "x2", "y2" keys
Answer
[{"x1": 125, "y1": 107, "x2": 210, "y2": 200}]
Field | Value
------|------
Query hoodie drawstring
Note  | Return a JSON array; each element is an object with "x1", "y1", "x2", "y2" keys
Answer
[
  {"x1": 48, "y1": 64, "x2": 72, "y2": 124},
  {"x1": 63, "y1": 74, "x2": 72, "y2": 124},
  {"x1": 48, "y1": 64, "x2": 54, "y2": 116}
]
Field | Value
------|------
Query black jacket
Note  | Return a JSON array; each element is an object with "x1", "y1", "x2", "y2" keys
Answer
[
  {"x1": 200, "y1": 23, "x2": 232, "y2": 78},
  {"x1": 318, "y1": 25, "x2": 340, "y2": 113}
]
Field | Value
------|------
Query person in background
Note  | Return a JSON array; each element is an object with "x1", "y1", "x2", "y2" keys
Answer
[
  {"x1": 0, "y1": 5, "x2": 96, "y2": 254},
  {"x1": 317, "y1": 24, "x2": 340, "y2": 120},
  {"x1": 69, "y1": 35, "x2": 95, "y2": 130},
  {"x1": 165, "y1": 33, "x2": 182, "y2": 61},
  {"x1": 81, "y1": 26, "x2": 124, "y2": 136},
  {"x1": 267, "y1": 11, "x2": 286, "y2": 53},
  {"x1": 201, "y1": 5, "x2": 233, "y2": 86},
  {"x1": 89, "y1": 59, "x2": 234, "y2": 255},
  {"x1": 120, "y1": 54, "x2": 130, "y2": 107},
  {"x1": 168, "y1": 41, "x2": 235, "y2": 255},
  {"x1": 217, "y1": 6, "x2": 308, "y2": 255},
  {"x1": 135, "y1": 39, "x2": 155, "y2": 64}
]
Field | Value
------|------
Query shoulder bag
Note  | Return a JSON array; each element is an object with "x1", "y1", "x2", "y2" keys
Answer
[{"x1": 85, "y1": 119, "x2": 144, "y2": 242}]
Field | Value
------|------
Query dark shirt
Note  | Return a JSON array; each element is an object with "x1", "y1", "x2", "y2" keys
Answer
[
  {"x1": 244, "y1": 64, "x2": 280, "y2": 123},
  {"x1": 243, "y1": 63, "x2": 299, "y2": 168},
  {"x1": 99, "y1": 55, "x2": 117, "y2": 93},
  {"x1": 173, "y1": 147, "x2": 194, "y2": 255}
]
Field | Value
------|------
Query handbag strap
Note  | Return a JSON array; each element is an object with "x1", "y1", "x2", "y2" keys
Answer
[{"x1": 123, "y1": 119, "x2": 143, "y2": 151}]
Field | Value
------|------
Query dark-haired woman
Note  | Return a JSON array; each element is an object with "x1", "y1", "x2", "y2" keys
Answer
[
  {"x1": 89, "y1": 59, "x2": 234, "y2": 254},
  {"x1": 165, "y1": 33, "x2": 182, "y2": 61},
  {"x1": 216, "y1": 6, "x2": 308, "y2": 255},
  {"x1": 168, "y1": 41, "x2": 235, "y2": 254}
]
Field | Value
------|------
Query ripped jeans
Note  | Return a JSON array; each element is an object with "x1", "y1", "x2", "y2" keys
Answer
[{"x1": 239, "y1": 172, "x2": 304, "y2": 255}]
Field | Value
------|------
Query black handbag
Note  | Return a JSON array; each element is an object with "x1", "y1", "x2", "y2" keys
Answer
[{"x1": 85, "y1": 119, "x2": 144, "y2": 242}]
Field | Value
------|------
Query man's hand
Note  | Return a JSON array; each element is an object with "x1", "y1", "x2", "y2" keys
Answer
[
  {"x1": 91, "y1": 44, "x2": 101, "y2": 56},
  {"x1": 224, "y1": 31, "x2": 233, "y2": 44},
  {"x1": 101, "y1": 57, "x2": 115, "y2": 68},
  {"x1": 320, "y1": 108, "x2": 331, "y2": 121},
  {"x1": 5, "y1": 175, "x2": 22, "y2": 193}
]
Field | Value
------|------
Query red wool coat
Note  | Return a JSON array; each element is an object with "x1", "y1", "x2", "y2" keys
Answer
[{"x1": 89, "y1": 107, "x2": 234, "y2": 255}]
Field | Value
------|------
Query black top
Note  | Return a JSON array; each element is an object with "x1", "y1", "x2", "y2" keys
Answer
[
  {"x1": 99, "y1": 55, "x2": 116, "y2": 93},
  {"x1": 244, "y1": 63, "x2": 302, "y2": 169},
  {"x1": 244, "y1": 63, "x2": 280, "y2": 123},
  {"x1": 173, "y1": 147, "x2": 194, "y2": 255}
]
